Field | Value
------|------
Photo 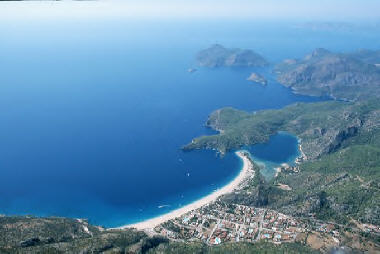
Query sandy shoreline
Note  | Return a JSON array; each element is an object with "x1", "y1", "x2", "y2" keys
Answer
[{"x1": 117, "y1": 151, "x2": 253, "y2": 230}]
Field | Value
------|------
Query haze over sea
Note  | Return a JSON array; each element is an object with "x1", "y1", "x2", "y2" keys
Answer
[{"x1": 0, "y1": 18, "x2": 379, "y2": 227}]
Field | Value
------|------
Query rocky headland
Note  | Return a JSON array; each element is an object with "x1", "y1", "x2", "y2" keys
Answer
[{"x1": 274, "y1": 48, "x2": 380, "y2": 101}]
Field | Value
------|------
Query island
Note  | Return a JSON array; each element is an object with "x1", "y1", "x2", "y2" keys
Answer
[
  {"x1": 247, "y1": 72, "x2": 267, "y2": 85},
  {"x1": 274, "y1": 48, "x2": 380, "y2": 101},
  {"x1": 196, "y1": 44, "x2": 268, "y2": 68}
]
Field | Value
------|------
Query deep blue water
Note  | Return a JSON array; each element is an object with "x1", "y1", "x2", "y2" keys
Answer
[{"x1": 0, "y1": 18, "x2": 379, "y2": 227}]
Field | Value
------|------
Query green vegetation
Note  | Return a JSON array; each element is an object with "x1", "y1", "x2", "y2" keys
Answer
[
  {"x1": 184, "y1": 100, "x2": 380, "y2": 159},
  {"x1": 0, "y1": 216, "x2": 147, "y2": 253},
  {"x1": 271, "y1": 143, "x2": 380, "y2": 224},
  {"x1": 148, "y1": 241, "x2": 320, "y2": 254}
]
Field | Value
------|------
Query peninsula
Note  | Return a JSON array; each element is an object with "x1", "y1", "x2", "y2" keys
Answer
[{"x1": 183, "y1": 100, "x2": 380, "y2": 158}]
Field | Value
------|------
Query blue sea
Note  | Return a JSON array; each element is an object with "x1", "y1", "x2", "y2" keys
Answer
[{"x1": 0, "y1": 18, "x2": 379, "y2": 227}]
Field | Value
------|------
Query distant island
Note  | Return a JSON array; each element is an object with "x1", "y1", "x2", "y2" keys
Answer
[
  {"x1": 196, "y1": 44, "x2": 268, "y2": 68},
  {"x1": 275, "y1": 48, "x2": 380, "y2": 101},
  {"x1": 293, "y1": 22, "x2": 380, "y2": 32},
  {"x1": 247, "y1": 72, "x2": 267, "y2": 85}
]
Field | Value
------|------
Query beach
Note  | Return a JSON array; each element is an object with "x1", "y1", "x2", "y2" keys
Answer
[{"x1": 118, "y1": 151, "x2": 254, "y2": 230}]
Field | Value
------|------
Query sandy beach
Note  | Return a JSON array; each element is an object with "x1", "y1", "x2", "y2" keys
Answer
[{"x1": 118, "y1": 150, "x2": 254, "y2": 230}]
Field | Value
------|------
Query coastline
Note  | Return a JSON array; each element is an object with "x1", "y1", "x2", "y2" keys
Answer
[{"x1": 117, "y1": 150, "x2": 254, "y2": 230}]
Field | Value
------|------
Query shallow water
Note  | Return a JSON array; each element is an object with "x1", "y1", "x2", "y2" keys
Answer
[{"x1": 245, "y1": 132, "x2": 300, "y2": 179}]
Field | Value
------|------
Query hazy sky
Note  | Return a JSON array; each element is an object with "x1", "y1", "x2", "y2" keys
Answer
[{"x1": 0, "y1": 0, "x2": 379, "y2": 21}]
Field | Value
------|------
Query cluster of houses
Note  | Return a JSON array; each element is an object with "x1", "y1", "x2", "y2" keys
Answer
[
  {"x1": 361, "y1": 223, "x2": 380, "y2": 234},
  {"x1": 154, "y1": 203, "x2": 307, "y2": 245}
]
